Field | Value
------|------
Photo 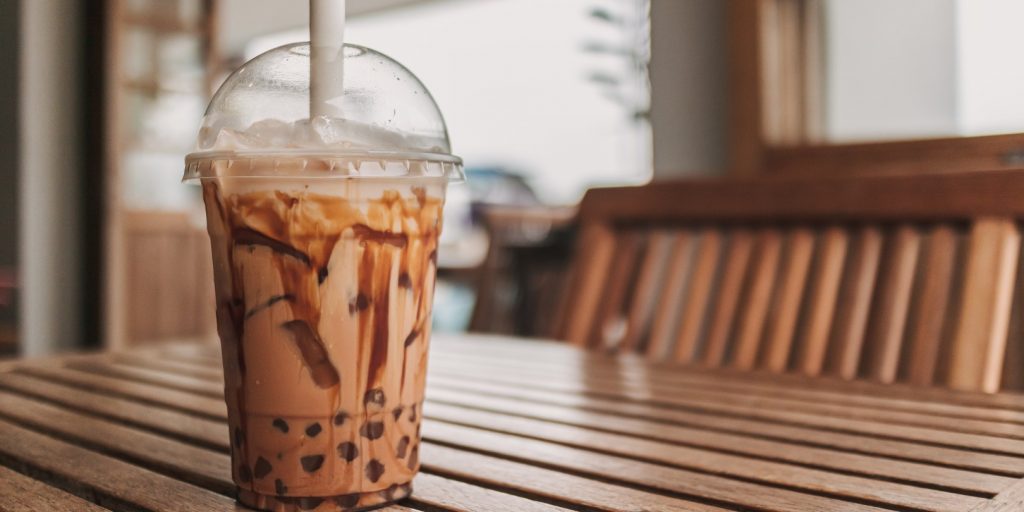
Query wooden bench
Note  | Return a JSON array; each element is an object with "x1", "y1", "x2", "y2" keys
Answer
[{"x1": 554, "y1": 171, "x2": 1024, "y2": 392}]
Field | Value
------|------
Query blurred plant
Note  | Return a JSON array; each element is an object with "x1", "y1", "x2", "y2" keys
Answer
[{"x1": 583, "y1": 0, "x2": 651, "y2": 123}]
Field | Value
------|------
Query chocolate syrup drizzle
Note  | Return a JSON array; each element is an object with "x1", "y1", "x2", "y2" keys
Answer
[{"x1": 203, "y1": 182, "x2": 441, "y2": 493}]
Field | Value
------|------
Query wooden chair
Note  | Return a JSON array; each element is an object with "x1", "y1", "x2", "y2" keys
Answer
[{"x1": 553, "y1": 171, "x2": 1024, "y2": 393}]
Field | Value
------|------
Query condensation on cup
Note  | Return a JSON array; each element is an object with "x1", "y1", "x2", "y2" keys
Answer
[{"x1": 183, "y1": 43, "x2": 463, "y2": 511}]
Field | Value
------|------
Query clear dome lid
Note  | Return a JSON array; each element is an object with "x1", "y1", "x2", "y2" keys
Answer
[{"x1": 184, "y1": 43, "x2": 462, "y2": 181}]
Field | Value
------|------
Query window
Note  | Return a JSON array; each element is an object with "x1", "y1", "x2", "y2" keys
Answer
[
  {"x1": 247, "y1": 0, "x2": 652, "y2": 204},
  {"x1": 728, "y1": 0, "x2": 1024, "y2": 176}
]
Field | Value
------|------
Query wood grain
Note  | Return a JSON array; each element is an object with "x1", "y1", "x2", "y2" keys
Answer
[
  {"x1": 0, "y1": 466, "x2": 110, "y2": 512},
  {"x1": 577, "y1": 171, "x2": 1024, "y2": 224},
  {"x1": 950, "y1": 218, "x2": 1021, "y2": 392},
  {"x1": 0, "y1": 371, "x2": 227, "y2": 450},
  {"x1": 563, "y1": 224, "x2": 615, "y2": 347},
  {"x1": 0, "y1": 418, "x2": 237, "y2": 511},
  {"x1": 702, "y1": 230, "x2": 754, "y2": 367},
  {"x1": 427, "y1": 372, "x2": 1024, "y2": 476},
  {"x1": 762, "y1": 228, "x2": 815, "y2": 372},
  {"x1": 4, "y1": 338, "x2": 1024, "y2": 511},
  {"x1": 590, "y1": 232, "x2": 643, "y2": 352},
  {"x1": 427, "y1": 355, "x2": 1024, "y2": 452},
  {"x1": 905, "y1": 225, "x2": 958, "y2": 386},
  {"x1": 672, "y1": 230, "x2": 722, "y2": 363},
  {"x1": 420, "y1": 443, "x2": 723, "y2": 512},
  {"x1": 731, "y1": 229, "x2": 782, "y2": 370},
  {"x1": 410, "y1": 473, "x2": 570, "y2": 512},
  {"x1": 797, "y1": 227, "x2": 848, "y2": 375},
  {"x1": 423, "y1": 420, "x2": 881, "y2": 511},
  {"x1": 0, "y1": 389, "x2": 234, "y2": 495},
  {"x1": 13, "y1": 365, "x2": 227, "y2": 419},
  {"x1": 645, "y1": 232, "x2": 695, "y2": 360},
  {"x1": 866, "y1": 226, "x2": 922, "y2": 383},
  {"x1": 425, "y1": 386, "x2": 1013, "y2": 496},
  {"x1": 621, "y1": 231, "x2": 674, "y2": 353},
  {"x1": 975, "y1": 479, "x2": 1024, "y2": 511},
  {"x1": 828, "y1": 226, "x2": 883, "y2": 380}
]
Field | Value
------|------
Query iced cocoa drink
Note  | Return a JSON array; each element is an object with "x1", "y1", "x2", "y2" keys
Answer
[
  {"x1": 204, "y1": 175, "x2": 442, "y2": 510},
  {"x1": 185, "y1": 43, "x2": 462, "y2": 511}
]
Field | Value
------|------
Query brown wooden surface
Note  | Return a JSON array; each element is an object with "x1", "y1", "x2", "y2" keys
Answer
[
  {"x1": 577, "y1": 171, "x2": 1024, "y2": 223},
  {"x1": 1, "y1": 335, "x2": 1023, "y2": 511}
]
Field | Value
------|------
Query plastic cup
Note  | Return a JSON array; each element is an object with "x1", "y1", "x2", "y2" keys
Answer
[{"x1": 184, "y1": 44, "x2": 462, "y2": 511}]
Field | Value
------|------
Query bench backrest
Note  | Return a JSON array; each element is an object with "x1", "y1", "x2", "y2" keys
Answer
[{"x1": 553, "y1": 171, "x2": 1024, "y2": 392}]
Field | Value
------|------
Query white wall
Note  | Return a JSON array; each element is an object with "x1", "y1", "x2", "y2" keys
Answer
[
  {"x1": 19, "y1": 0, "x2": 83, "y2": 355},
  {"x1": 824, "y1": 0, "x2": 958, "y2": 141},
  {"x1": 221, "y1": 0, "x2": 729, "y2": 185},
  {"x1": 219, "y1": 0, "x2": 449, "y2": 58},
  {"x1": 956, "y1": 0, "x2": 1024, "y2": 135},
  {"x1": 649, "y1": 0, "x2": 727, "y2": 178}
]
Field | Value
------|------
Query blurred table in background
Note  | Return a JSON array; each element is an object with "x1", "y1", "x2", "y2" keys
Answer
[
  {"x1": 467, "y1": 205, "x2": 576, "y2": 337},
  {"x1": 1, "y1": 333, "x2": 1023, "y2": 510}
]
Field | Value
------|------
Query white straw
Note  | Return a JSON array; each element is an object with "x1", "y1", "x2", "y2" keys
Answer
[{"x1": 310, "y1": 0, "x2": 346, "y2": 118}]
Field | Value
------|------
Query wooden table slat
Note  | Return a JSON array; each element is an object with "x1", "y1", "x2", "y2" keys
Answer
[
  {"x1": 420, "y1": 443, "x2": 727, "y2": 512},
  {"x1": 13, "y1": 365, "x2": 227, "y2": 419},
  {"x1": 422, "y1": 402, "x2": 985, "y2": 511},
  {"x1": 433, "y1": 343, "x2": 1024, "y2": 425},
  {"x1": 0, "y1": 371, "x2": 229, "y2": 451},
  {"x1": 424, "y1": 373, "x2": 1024, "y2": 476},
  {"x1": 0, "y1": 388, "x2": 235, "y2": 495},
  {"x1": 425, "y1": 355, "x2": 1024, "y2": 455},
  {"x1": 423, "y1": 419, "x2": 884, "y2": 512},
  {"x1": 0, "y1": 418, "x2": 237, "y2": 511},
  {"x1": 436, "y1": 334, "x2": 1024, "y2": 410},
  {"x1": 0, "y1": 465, "x2": 111, "y2": 512},
  {"x1": 2, "y1": 336, "x2": 1023, "y2": 512},
  {"x1": 423, "y1": 385, "x2": 1015, "y2": 495},
  {"x1": 81, "y1": 352, "x2": 1022, "y2": 493}
]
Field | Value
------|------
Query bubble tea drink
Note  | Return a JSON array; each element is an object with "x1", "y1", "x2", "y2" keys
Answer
[{"x1": 184, "y1": 42, "x2": 462, "y2": 511}]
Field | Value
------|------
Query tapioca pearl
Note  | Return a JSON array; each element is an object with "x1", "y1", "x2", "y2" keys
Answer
[
  {"x1": 333, "y1": 411, "x2": 348, "y2": 426},
  {"x1": 300, "y1": 454, "x2": 325, "y2": 473},
  {"x1": 272, "y1": 418, "x2": 289, "y2": 433},
  {"x1": 233, "y1": 427, "x2": 244, "y2": 448},
  {"x1": 254, "y1": 456, "x2": 273, "y2": 479},
  {"x1": 409, "y1": 404, "x2": 417, "y2": 423},
  {"x1": 365, "y1": 459, "x2": 385, "y2": 483},
  {"x1": 238, "y1": 464, "x2": 252, "y2": 483},
  {"x1": 337, "y1": 442, "x2": 359, "y2": 462},
  {"x1": 305, "y1": 422, "x2": 322, "y2": 438},
  {"x1": 396, "y1": 436, "x2": 410, "y2": 458},
  {"x1": 296, "y1": 497, "x2": 324, "y2": 510},
  {"x1": 398, "y1": 273, "x2": 412, "y2": 289},
  {"x1": 363, "y1": 388, "x2": 386, "y2": 411},
  {"x1": 391, "y1": 406, "x2": 404, "y2": 422},
  {"x1": 274, "y1": 478, "x2": 288, "y2": 496},
  {"x1": 335, "y1": 494, "x2": 360, "y2": 508},
  {"x1": 360, "y1": 420, "x2": 385, "y2": 440},
  {"x1": 407, "y1": 445, "x2": 419, "y2": 470},
  {"x1": 348, "y1": 294, "x2": 370, "y2": 315},
  {"x1": 380, "y1": 484, "x2": 401, "y2": 501}
]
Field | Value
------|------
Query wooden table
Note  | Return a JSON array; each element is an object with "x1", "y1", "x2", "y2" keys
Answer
[{"x1": 1, "y1": 334, "x2": 1023, "y2": 511}]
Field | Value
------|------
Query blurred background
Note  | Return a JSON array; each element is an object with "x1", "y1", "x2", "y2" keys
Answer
[{"x1": 3, "y1": 0, "x2": 1024, "y2": 356}]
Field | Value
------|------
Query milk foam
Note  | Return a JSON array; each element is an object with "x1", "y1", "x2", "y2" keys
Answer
[{"x1": 196, "y1": 115, "x2": 449, "y2": 155}]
